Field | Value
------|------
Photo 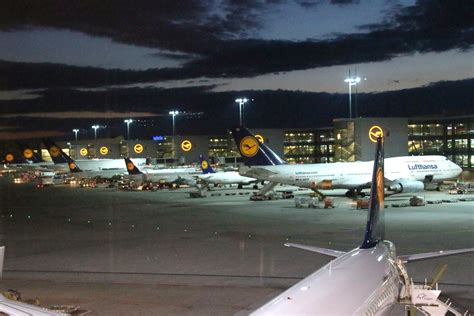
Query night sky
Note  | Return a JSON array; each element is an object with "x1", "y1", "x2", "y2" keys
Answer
[{"x1": 0, "y1": 0, "x2": 472, "y2": 140}]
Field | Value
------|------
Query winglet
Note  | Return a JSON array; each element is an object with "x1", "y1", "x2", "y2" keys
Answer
[
  {"x1": 124, "y1": 158, "x2": 142, "y2": 175},
  {"x1": 0, "y1": 246, "x2": 4, "y2": 279},
  {"x1": 361, "y1": 136, "x2": 385, "y2": 249},
  {"x1": 199, "y1": 155, "x2": 215, "y2": 174},
  {"x1": 285, "y1": 243, "x2": 345, "y2": 258},
  {"x1": 230, "y1": 127, "x2": 285, "y2": 166}
]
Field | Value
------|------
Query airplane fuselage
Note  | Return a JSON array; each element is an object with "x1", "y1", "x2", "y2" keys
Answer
[
  {"x1": 241, "y1": 155, "x2": 461, "y2": 190},
  {"x1": 198, "y1": 171, "x2": 256, "y2": 185},
  {"x1": 251, "y1": 241, "x2": 401, "y2": 315}
]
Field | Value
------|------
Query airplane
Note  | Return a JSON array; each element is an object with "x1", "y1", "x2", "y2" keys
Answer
[
  {"x1": 0, "y1": 246, "x2": 67, "y2": 315},
  {"x1": 231, "y1": 127, "x2": 462, "y2": 196},
  {"x1": 250, "y1": 136, "x2": 474, "y2": 315},
  {"x1": 196, "y1": 155, "x2": 258, "y2": 189},
  {"x1": 124, "y1": 158, "x2": 198, "y2": 188},
  {"x1": 43, "y1": 139, "x2": 146, "y2": 173}
]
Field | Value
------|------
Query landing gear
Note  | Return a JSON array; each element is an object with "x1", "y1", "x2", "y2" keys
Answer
[
  {"x1": 252, "y1": 184, "x2": 258, "y2": 190},
  {"x1": 345, "y1": 188, "x2": 365, "y2": 199},
  {"x1": 238, "y1": 184, "x2": 243, "y2": 189}
]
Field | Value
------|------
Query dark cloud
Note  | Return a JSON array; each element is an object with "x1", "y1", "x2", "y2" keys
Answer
[
  {"x1": 0, "y1": 79, "x2": 472, "y2": 140},
  {"x1": 0, "y1": 1, "x2": 472, "y2": 90}
]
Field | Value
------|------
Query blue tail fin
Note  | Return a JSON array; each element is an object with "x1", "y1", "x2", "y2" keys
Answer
[
  {"x1": 124, "y1": 158, "x2": 142, "y2": 175},
  {"x1": 3, "y1": 151, "x2": 26, "y2": 164},
  {"x1": 42, "y1": 139, "x2": 81, "y2": 172},
  {"x1": 361, "y1": 136, "x2": 385, "y2": 249},
  {"x1": 42, "y1": 139, "x2": 69, "y2": 164},
  {"x1": 199, "y1": 155, "x2": 215, "y2": 174},
  {"x1": 18, "y1": 144, "x2": 43, "y2": 163},
  {"x1": 230, "y1": 127, "x2": 285, "y2": 166}
]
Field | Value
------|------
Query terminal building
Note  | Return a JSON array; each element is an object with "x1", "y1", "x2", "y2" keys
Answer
[{"x1": 28, "y1": 115, "x2": 474, "y2": 172}]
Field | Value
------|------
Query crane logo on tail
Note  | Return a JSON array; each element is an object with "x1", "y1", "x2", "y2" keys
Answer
[
  {"x1": 240, "y1": 136, "x2": 259, "y2": 157},
  {"x1": 23, "y1": 148, "x2": 33, "y2": 159},
  {"x1": 127, "y1": 162, "x2": 135, "y2": 171},
  {"x1": 201, "y1": 160, "x2": 209, "y2": 170},
  {"x1": 49, "y1": 146, "x2": 60, "y2": 157},
  {"x1": 5, "y1": 154, "x2": 14, "y2": 162},
  {"x1": 369, "y1": 125, "x2": 384, "y2": 143}
]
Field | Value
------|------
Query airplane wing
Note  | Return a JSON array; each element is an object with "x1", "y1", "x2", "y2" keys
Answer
[
  {"x1": 240, "y1": 167, "x2": 278, "y2": 179},
  {"x1": 284, "y1": 243, "x2": 346, "y2": 258},
  {"x1": 399, "y1": 247, "x2": 474, "y2": 263}
]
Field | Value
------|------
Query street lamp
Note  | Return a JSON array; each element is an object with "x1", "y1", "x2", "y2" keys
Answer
[
  {"x1": 235, "y1": 98, "x2": 249, "y2": 126},
  {"x1": 72, "y1": 129, "x2": 79, "y2": 159},
  {"x1": 344, "y1": 74, "x2": 360, "y2": 119},
  {"x1": 91, "y1": 125, "x2": 99, "y2": 158},
  {"x1": 169, "y1": 111, "x2": 179, "y2": 162},
  {"x1": 124, "y1": 119, "x2": 133, "y2": 156}
]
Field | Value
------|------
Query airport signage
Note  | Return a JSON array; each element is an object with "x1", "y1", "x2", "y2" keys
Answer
[
  {"x1": 368, "y1": 125, "x2": 384, "y2": 143},
  {"x1": 100, "y1": 146, "x2": 109, "y2": 155},
  {"x1": 134, "y1": 143, "x2": 144, "y2": 154},
  {"x1": 80, "y1": 148, "x2": 88, "y2": 156},
  {"x1": 152, "y1": 135, "x2": 164, "y2": 141},
  {"x1": 181, "y1": 140, "x2": 192, "y2": 152}
]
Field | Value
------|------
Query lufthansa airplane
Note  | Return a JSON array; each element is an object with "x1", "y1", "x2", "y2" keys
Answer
[
  {"x1": 43, "y1": 139, "x2": 146, "y2": 174},
  {"x1": 231, "y1": 127, "x2": 462, "y2": 196},
  {"x1": 197, "y1": 155, "x2": 257, "y2": 188},
  {"x1": 124, "y1": 157, "x2": 198, "y2": 186},
  {"x1": 250, "y1": 137, "x2": 474, "y2": 315}
]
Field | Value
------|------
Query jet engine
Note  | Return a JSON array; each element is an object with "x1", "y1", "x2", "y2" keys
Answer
[{"x1": 389, "y1": 179, "x2": 425, "y2": 193}]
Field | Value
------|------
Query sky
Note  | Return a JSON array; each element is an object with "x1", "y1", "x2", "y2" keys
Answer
[{"x1": 0, "y1": 0, "x2": 472, "y2": 140}]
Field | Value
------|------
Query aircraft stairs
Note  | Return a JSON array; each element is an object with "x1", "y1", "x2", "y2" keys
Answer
[{"x1": 395, "y1": 259, "x2": 470, "y2": 316}]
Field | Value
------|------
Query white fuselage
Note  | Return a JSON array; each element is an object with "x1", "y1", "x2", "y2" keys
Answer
[
  {"x1": 251, "y1": 241, "x2": 400, "y2": 315},
  {"x1": 241, "y1": 156, "x2": 461, "y2": 189},
  {"x1": 198, "y1": 171, "x2": 256, "y2": 185},
  {"x1": 130, "y1": 167, "x2": 199, "y2": 184}
]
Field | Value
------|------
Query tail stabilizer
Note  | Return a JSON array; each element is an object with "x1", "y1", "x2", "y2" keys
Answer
[
  {"x1": 125, "y1": 158, "x2": 142, "y2": 175},
  {"x1": 199, "y1": 155, "x2": 215, "y2": 174},
  {"x1": 42, "y1": 139, "x2": 69, "y2": 164},
  {"x1": 361, "y1": 136, "x2": 385, "y2": 249},
  {"x1": 230, "y1": 127, "x2": 285, "y2": 166},
  {"x1": 284, "y1": 243, "x2": 345, "y2": 258},
  {"x1": 399, "y1": 247, "x2": 474, "y2": 263}
]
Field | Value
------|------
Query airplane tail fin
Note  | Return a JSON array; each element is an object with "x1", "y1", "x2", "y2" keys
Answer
[
  {"x1": 361, "y1": 136, "x2": 385, "y2": 249},
  {"x1": 199, "y1": 155, "x2": 215, "y2": 174},
  {"x1": 18, "y1": 143, "x2": 43, "y2": 163},
  {"x1": 3, "y1": 151, "x2": 26, "y2": 164},
  {"x1": 42, "y1": 139, "x2": 69, "y2": 164},
  {"x1": 124, "y1": 158, "x2": 142, "y2": 175},
  {"x1": 42, "y1": 139, "x2": 81, "y2": 172},
  {"x1": 230, "y1": 127, "x2": 285, "y2": 166}
]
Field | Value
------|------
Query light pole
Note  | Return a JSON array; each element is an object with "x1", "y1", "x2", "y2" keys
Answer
[
  {"x1": 124, "y1": 119, "x2": 133, "y2": 156},
  {"x1": 72, "y1": 129, "x2": 79, "y2": 159},
  {"x1": 344, "y1": 71, "x2": 361, "y2": 119},
  {"x1": 235, "y1": 98, "x2": 249, "y2": 126},
  {"x1": 169, "y1": 111, "x2": 179, "y2": 162},
  {"x1": 92, "y1": 125, "x2": 99, "y2": 158}
]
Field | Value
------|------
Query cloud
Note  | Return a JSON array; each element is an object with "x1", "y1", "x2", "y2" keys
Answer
[
  {"x1": 0, "y1": 130, "x2": 65, "y2": 140},
  {"x1": 1, "y1": 111, "x2": 162, "y2": 119}
]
